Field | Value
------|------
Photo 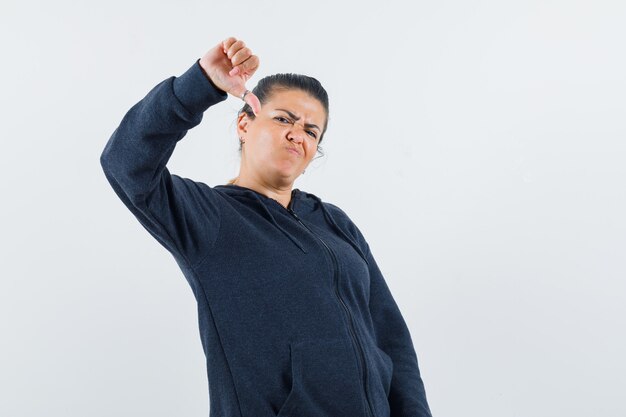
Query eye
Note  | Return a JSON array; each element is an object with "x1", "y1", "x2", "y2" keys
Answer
[{"x1": 275, "y1": 116, "x2": 317, "y2": 139}]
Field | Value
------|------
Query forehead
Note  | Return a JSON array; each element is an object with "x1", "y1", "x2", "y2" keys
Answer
[{"x1": 266, "y1": 89, "x2": 325, "y2": 121}]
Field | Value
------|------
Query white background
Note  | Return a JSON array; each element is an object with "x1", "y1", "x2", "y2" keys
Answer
[{"x1": 1, "y1": 0, "x2": 624, "y2": 416}]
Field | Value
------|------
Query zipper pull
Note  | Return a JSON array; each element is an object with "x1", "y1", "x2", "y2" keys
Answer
[{"x1": 287, "y1": 207, "x2": 299, "y2": 219}]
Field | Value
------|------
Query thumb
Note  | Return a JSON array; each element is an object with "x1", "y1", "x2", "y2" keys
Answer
[{"x1": 244, "y1": 91, "x2": 262, "y2": 117}]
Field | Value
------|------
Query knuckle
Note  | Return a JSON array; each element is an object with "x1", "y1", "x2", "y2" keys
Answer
[{"x1": 232, "y1": 50, "x2": 244, "y2": 62}]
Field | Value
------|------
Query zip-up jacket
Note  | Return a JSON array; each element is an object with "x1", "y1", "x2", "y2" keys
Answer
[{"x1": 99, "y1": 58, "x2": 433, "y2": 417}]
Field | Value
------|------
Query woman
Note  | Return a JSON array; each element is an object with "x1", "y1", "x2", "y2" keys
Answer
[{"x1": 100, "y1": 36, "x2": 433, "y2": 417}]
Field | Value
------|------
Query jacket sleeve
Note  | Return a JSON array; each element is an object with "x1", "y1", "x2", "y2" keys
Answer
[
  {"x1": 364, "y1": 241, "x2": 433, "y2": 417},
  {"x1": 99, "y1": 59, "x2": 228, "y2": 267}
]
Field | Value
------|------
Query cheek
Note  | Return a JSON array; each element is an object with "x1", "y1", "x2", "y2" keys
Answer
[
  {"x1": 262, "y1": 125, "x2": 285, "y2": 143},
  {"x1": 254, "y1": 129, "x2": 279, "y2": 148},
  {"x1": 255, "y1": 133, "x2": 285, "y2": 161},
  {"x1": 304, "y1": 140, "x2": 318, "y2": 153}
]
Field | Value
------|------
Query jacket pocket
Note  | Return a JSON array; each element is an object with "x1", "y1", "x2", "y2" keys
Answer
[{"x1": 275, "y1": 337, "x2": 366, "y2": 417}]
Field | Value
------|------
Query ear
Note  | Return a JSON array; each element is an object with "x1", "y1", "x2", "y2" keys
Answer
[{"x1": 237, "y1": 112, "x2": 252, "y2": 137}]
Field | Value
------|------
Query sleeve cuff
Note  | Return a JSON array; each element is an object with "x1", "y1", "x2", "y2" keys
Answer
[{"x1": 172, "y1": 58, "x2": 229, "y2": 115}]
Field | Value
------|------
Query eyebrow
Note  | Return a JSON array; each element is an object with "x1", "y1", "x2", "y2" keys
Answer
[{"x1": 274, "y1": 108, "x2": 321, "y2": 131}]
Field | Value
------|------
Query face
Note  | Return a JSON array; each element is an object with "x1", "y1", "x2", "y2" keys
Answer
[{"x1": 237, "y1": 89, "x2": 326, "y2": 186}]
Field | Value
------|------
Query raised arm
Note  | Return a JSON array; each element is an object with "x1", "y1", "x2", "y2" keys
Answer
[{"x1": 99, "y1": 38, "x2": 261, "y2": 268}]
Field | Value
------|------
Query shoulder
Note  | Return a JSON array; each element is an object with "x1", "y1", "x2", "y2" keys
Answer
[
  {"x1": 319, "y1": 200, "x2": 371, "y2": 255},
  {"x1": 297, "y1": 190, "x2": 369, "y2": 244},
  {"x1": 321, "y1": 200, "x2": 348, "y2": 219}
]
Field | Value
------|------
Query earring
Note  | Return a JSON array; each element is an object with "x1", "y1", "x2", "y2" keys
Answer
[{"x1": 239, "y1": 137, "x2": 245, "y2": 144}]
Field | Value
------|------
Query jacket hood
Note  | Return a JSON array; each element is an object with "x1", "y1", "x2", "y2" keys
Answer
[{"x1": 213, "y1": 184, "x2": 369, "y2": 266}]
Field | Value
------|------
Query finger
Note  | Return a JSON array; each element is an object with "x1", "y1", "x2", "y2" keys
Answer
[
  {"x1": 222, "y1": 36, "x2": 237, "y2": 55},
  {"x1": 245, "y1": 92, "x2": 262, "y2": 117},
  {"x1": 229, "y1": 54, "x2": 259, "y2": 78},
  {"x1": 247, "y1": 54, "x2": 260, "y2": 72},
  {"x1": 222, "y1": 37, "x2": 238, "y2": 54},
  {"x1": 230, "y1": 47, "x2": 251, "y2": 68},
  {"x1": 229, "y1": 54, "x2": 259, "y2": 77},
  {"x1": 225, "y1": 39, "x2": 245, "y2": 59}
]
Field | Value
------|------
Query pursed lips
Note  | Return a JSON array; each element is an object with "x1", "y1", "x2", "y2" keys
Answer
[{"x1": 286, "y1": 147, "x2": 301, "y2": 157}]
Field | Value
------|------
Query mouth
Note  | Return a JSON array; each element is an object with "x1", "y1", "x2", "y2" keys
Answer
[{"x1": 285, "y1": 147, "x2": 301, "y2": 157}]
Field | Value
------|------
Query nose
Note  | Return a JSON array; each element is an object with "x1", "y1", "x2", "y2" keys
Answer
[{"x1": 287, "y1": 122, "x2": 308, "y2": 143}]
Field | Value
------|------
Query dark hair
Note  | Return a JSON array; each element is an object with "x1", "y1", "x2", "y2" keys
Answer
[{"x1": 227, "y1": 73, "x2": 329, "y2": 185}]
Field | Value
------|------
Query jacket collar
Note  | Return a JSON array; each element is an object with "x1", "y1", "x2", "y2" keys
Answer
[{"x1": 213, "y1": 184, "x2": 369, "y2": 265}]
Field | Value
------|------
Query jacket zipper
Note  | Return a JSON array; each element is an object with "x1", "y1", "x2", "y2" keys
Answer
[{"x1": 284, "y1": 206, "x2": 375, "y2": 417}]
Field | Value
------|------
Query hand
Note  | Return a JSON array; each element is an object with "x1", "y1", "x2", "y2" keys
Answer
[{"x1": 199, "y1": 37, "x2": 261, "y2": 116}]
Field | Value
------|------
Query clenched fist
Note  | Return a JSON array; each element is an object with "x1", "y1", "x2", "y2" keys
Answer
[{"x1": 199, "y1": 37, "x2": 261, "y2": 116}]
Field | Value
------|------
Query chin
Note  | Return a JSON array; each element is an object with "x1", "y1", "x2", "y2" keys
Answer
[{"x1": 274, "y1": 162, "x2": 301, "y2": 177}]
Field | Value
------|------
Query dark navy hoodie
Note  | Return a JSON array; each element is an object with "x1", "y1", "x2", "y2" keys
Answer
[{"x1": 100, "y1": 58, "x2": 433, "y2": 417}]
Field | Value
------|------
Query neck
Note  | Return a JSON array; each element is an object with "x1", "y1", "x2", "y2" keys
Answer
[{"x1": 232, "y1": 176, "x2": 294, "y2": 209}]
